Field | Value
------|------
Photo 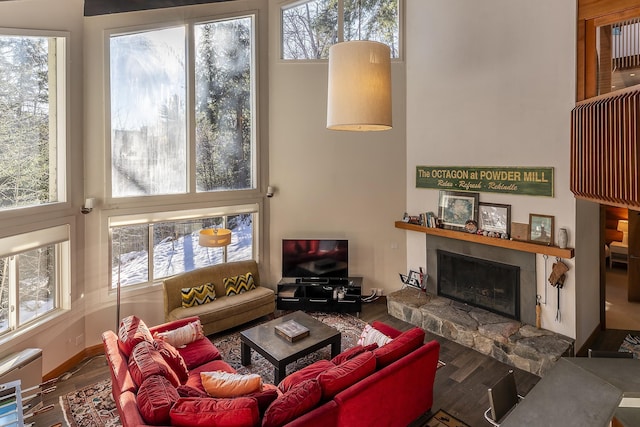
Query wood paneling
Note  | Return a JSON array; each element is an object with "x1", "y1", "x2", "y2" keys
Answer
[
  {"x1": 84, "y1": 0, "x2": 232, "y2": 16},
  {"x1": 576, "y1": 1, "x2": 640, "y2": 101},
  {"x1": 579, "y1": 0, "x2": 640, "y2": 21},
  {"x1": 571, "y1": 86, "x2": 640, "y2": 207}
]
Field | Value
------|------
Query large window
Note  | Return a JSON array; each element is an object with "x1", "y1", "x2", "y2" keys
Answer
[
  {"x1": 109, "y1": 16, "x2": 255, "y2": 198},
  {"x1": 281, "y1": 0, "x2": 400, "y2": 60},
  {"x1": 110, "y1": 207, "x2": 255, "y2": 289},
  {"x1": 0, "y1": 225, "x2": 70, "y2": 336},
  {"x1": 0, "y1": 32, "x2": 67, "y2": 209}
]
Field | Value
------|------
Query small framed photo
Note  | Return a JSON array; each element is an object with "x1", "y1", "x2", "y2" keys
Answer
[
  {"x1": 438, "y1": 191, "x2": 479, "y2": 231},
  {"x1": 529, "y1": 214, "x2": 554, "y2": 245},
  {"x1": 479, "y1": 203, "x2": 511, "y2": 235}
]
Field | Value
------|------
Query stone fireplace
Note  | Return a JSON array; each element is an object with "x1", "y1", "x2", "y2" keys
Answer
[
  {"x1": 387, "y1": 235, "x2": 574, "y2": 376},
  {"x1": 437, "y1": 250, "x2": 520, "y2": 320}
]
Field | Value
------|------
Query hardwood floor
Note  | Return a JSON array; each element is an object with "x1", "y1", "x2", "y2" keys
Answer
[
  {"x1": 361, "y1": 299, "x2": 540, "y2": 427},
  {"x1": 37, "y1": 298, "x2": 543, "y2": 426}
]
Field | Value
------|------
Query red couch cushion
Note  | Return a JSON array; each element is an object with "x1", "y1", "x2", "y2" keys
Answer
[
  {"x1": 102, "y1": 330, "x2": 136, "y2": 395},
  {"x1": 177, "y1": 384, "x2": 208, "y2": 398},
  {"x1": 154, "y1": 339, "x2": 189, "y2": 383},
  {"x1": 262, "y1": 379, "x2": 322, "y2": 427},
  {"x1": 330, "y1": 343, "x2": 378, "y2": 365},
  {"x1": 169, "y1": 397, "x2": 259, "y2": 427},
  {"x1": 128, "y1": 341, "x2": 180, "y2": 388},
  {"x1": 178, "y1": 338, "x2": 221, "y2": 369},
  {"x1": 278, "y1": 359, "x2": 334, "y2": 393},
  {"x1": 177, "y1": 382, "x2": 278, "y2": 415},
  {"x1": 118, "y1": 315, "x2": 153, "y2": 357},
  {"x1": 373, "y1": 327, "x2": 425, "y2": 368},
  {"x1": 317, "y1": 351, "x2": 376, "y2": 400},
  {"x1": 136, "y1": 375, "x2": 180, "y2": 425},
  {"x1": 245, "y1": 384, "x2": 280, "y2": 415}
]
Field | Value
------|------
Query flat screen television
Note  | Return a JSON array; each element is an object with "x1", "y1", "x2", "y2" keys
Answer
[{"x1": 282, "y1": 239, "x2": 349, "y2": 278}]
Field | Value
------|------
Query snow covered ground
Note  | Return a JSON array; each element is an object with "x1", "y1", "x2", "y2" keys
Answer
[{"x1": 112, "y1": 221, "x2": 253, "y2": 288}]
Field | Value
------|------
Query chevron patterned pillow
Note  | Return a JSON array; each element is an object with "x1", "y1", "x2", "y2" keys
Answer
[
  {"x1": 224, "y1": 272, "x2": 256, "y2": 296},
  {"x1": 181, "y1": 283, "x2": 216, "y2": 308}
]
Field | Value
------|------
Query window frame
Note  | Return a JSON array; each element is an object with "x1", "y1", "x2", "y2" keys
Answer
[
  {"x1": 0, "y1": 27, "x2": 72, "y2": 345},
  {"x1": 278, "y1": 0, "x2": 404, "y2": 62},
  {"x1": 87, "y1": 3, "x2": 268, "y2": 299},
  {"x1": 0, "y1": 223, "x2": 72, "y2": 341},
  {"x1": 107, "y1": 203, "x2": 259, "y2": 292},
  {"x1": 104, "y1": 12, "x2": 260, "y2": 204},
  {"x1": 0, "y1": 27, "x2": 71, "y2": 217}
]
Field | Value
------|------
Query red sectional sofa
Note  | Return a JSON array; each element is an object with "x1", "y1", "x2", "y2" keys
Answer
[{"x1": 102, "y1": 315, "x2": 440, "y2": 427}]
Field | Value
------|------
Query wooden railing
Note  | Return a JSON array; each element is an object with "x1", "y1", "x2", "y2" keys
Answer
[{"x1": 571, "y1": 85, "x2": 640, "y2": 208}]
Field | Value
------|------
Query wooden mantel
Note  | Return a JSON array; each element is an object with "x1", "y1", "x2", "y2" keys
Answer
[{"x1": 395, "y1": 221, "x2": 575, "y2": 259}]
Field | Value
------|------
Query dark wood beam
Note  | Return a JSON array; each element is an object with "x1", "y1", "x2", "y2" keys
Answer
[{"x1": 84, "y1": 0, "x2": 233, "y2": 16}]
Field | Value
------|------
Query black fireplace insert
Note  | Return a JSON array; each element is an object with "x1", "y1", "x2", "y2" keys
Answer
[{"x1": 437, "y1": 250, "x2": 520, "y2": 320}]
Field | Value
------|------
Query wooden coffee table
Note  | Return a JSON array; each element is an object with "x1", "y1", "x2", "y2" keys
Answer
[{"x1": 240, "y1": 311, "x2": 341, "y2": 384}]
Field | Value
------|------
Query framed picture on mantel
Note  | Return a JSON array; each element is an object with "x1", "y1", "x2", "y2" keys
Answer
[
  {"x1": 529, "y1": 214, "x2": 554, "y2": 245},
  {"x1": 438, "y1": 190, "x2": 479, "y2": 232},
  {"x1": 479, "y1": 202, "x2": 511, "y2": 235}
]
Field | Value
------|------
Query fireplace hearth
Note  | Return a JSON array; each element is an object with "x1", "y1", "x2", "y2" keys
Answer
[{"x1": 437, "y1": 250, "x2": 520, "y2": 320}]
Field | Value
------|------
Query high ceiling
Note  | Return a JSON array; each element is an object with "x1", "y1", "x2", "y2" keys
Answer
[{"x1": 84, "y1": 0, "x2": 233, "y2": 16}]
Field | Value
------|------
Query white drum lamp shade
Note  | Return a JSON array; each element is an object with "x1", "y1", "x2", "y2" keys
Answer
[
  {"x1": 199, "y1": 228, "x2": 232, "y2": 247},
  {"x1": 327, "y1": 40, "x2": 392, "y2": 131}
]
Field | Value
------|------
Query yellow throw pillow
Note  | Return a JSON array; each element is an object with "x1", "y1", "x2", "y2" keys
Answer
[
  {"x1": 154, "y1": 320, "x2": 204, "y2": 348},
  {"x1": 201, "y1": 371, "x2": 263, "y2": 398},
  {"x1": 181, "y1": 283, "x2": 216, "y2": 308},
  {"x1": 224, "y1": 272, "x2": 256, "y2": 296}
]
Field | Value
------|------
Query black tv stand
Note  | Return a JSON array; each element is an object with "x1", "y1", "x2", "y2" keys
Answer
[
  {"x1": 277, "y1": 277, "x2": 362, "y2": 314},
  {"x1": 295, "y1": 277, "x2": 350, "y2": 285}
]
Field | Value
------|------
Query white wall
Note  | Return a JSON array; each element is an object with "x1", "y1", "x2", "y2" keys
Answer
[
  {"x1": 405, "y1": 0, "x2": 589, "y2": 343},
  {"x1": 0, "y1": 0, "x2": 86, "y2": 374},
  {"x1": 266, "y1": 1, "x2": 407, "y2": 296}
]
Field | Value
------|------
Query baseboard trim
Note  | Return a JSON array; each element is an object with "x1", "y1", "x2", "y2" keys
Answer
[{"x1": 43, "y1": 344, "x2": 105, "y2": 381}]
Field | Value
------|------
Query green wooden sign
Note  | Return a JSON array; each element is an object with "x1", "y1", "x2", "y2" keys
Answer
[{"x1": 416, "y1": 166, "x2": 554, "y2": 197}]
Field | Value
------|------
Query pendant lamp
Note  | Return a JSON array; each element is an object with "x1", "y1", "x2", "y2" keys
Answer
[
  {"x1": 326, "y1": 40, "x2": 392, "y2": 131},
  {"x1": 199, "y1": 228, "x2": 232, "y2": 247}
]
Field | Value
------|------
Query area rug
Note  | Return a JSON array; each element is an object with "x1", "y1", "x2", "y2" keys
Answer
[
  {"x1": 618, "y1": 333, "x2": 640, "y2": 357},
  {"x1": 424, "y1": 409, "x2": 470, "y2": 427},
  {"x1": 60, "y1": 379, "x2": 120, "y2": 427}
]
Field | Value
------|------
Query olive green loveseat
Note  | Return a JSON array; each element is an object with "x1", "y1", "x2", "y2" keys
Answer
[{"x1": 162, "y1": 260, "x2": 275, "y2": 336}]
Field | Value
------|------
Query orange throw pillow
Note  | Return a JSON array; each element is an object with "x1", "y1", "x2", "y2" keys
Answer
[{"x1": 200, "y1": 371, "x2": 263, "y2": 398}]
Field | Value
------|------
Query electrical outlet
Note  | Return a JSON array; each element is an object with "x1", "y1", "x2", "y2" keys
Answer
[{"x1": 75, "y1": 333, "x2": 84, "y2": 346}]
